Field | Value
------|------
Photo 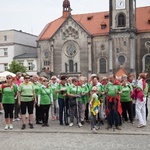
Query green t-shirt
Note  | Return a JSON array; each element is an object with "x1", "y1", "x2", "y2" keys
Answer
[
  {"x1": 56, "y1": 84, "x2": 68, "y2": 99},
  {"x1": 39, "y1": 86, "x2": 53, "y2": 105},
  {"x1": 120, "y1": 85, "x2": 132, "y2": 102},
  {"x1": 67, "y1": 85, "x2": 83, "y2": 102},
  {"x1": 80, "y1": 84, "x2": 90, "y2": 104},
  {"x1": 18, "y1": 82, "x2": 35, "y2": 102},
  {"x1": 144, "y1": 83, "x2": 149, "y2": 97},
  {"x1": 50, "y1": 83, "x2": 58, "y2": 100},
  {"x1": 33, "y1": 82, "x2": 42, "y2": 96},
  {"x1": 2, "y1": 84, "x2": 17, "y2": 104},
  {"x1": 105, "y1": 82, "x2": 122, "y2": 97}
]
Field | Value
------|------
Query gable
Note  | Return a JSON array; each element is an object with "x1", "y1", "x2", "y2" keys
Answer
[
  {"x1": 52, "y1": 16, "x2": 92, "y2": 40},
  {"x1": 115, "y1": 67, "x2": 127, "y2": 78}
]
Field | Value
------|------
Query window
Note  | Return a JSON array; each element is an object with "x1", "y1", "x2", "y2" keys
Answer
[
  {"x1": 118, "y1": 55, "x2": 126, "y2": 65},
  {"x1": 4, "y1": 48, "x2": 8, "y2": 56},
  {"x1": 118, "y1": 14, "x2": 126, "y2": 27},
  {"x1": 116, "y1": 48, "x2": 120, "y2": 53},
  {"x1": 65, "y1": 43, "x2": 77, "y2": 57},
  {"x1": 28, "y1": 61, "x2": 34, "y2": 70},
  {"x1": 87, "y1": 16, "x2": 93, "y2": 20},
  {"x1": 101, "y1": 24, "x2": 107, "y2": 29},
  {"x1": 99, "y1": 58, "x2": 106, "y2": 73},
  {"x1": 44, "y1": 51, "x2": 49, "y2": 58},
  {"x1": 145, "y1": 55, "x2": 150, "y2": 66},
  {"x1": 75, "y1": 63, "x2": 78, "y2": 72},
  {"x1": 4, "y1": 35, "x2": 7, "y2": 41},
  {"x1": 104, "y1": 15, "x2": 109, "y2": 19},
  {"x1": 4, "y1": 63, "x2": 8, "y2": 71},
  {"x1": 65, "y1": 61, "x2": 78, "y2": 73},
  {"x1": 65, "y1": 63, "x2": 68, "y2": 73},
  {"x1": 44, "y1": 61, "x2": 50, "y2": 66},
  {"x1": 69, "y1": 60, "x2": 74, "y2": 72}
]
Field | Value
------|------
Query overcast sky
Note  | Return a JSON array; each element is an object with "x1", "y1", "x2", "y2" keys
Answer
[{"x1": 0, "y1": 0, "x2": 149, "y2": 36}]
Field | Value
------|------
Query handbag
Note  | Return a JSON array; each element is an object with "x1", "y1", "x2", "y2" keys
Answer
[{"x1": 69, "y1": 86, "x2": 78, "y2": 107}]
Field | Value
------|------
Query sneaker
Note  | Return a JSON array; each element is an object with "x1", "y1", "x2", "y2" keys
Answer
[
  {"x1": 9, "y1": 124, "x2": 13, "y2": 130},
  {"x1": 36, "y1": 121, "x2": 42, "y2": 124},
  {"x1": 137, "y1": 124, "x2": 145, "y2": 128},
  {"x1": 94, "y1": 125, "x2": 100, "y2": 130},
  {"x1": 13, "y1": 118, "x2": 20, "y2": 122},
  {"x1": 69, "y1": 122, "x2": 74, "y2": 127},
  {"x1": 16, "y1": 118, "x2": 20, "y2": 121},
  {"x1": 21, "y1": 124, "x2": 26, "y2": 130},
  {"x1": 78, "y1": 122, "x2": 82, "y2": 127},
  {"x1": 92, "y1": 128, "x2": 98, "y2": 134},
  {"x1": 4, "y1": 125, "x2": 9, "y2": 130}
]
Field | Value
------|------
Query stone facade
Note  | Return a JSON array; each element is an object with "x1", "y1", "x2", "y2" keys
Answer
[{"x1": 37, "y1": 0, "x2": 150, "y2": 79}]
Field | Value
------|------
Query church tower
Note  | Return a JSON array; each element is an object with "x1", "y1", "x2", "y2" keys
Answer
[
  {"x1": 62, "y1": 0, "x2": 71, "y2": 18},
  {"x1": 109, "y1": 0, "x2": 137, "y2": 74}
]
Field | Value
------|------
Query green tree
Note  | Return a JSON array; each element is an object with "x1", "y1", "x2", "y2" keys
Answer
[{"x1": 7, "y1": 60, "x2": 27, "y2": 74}]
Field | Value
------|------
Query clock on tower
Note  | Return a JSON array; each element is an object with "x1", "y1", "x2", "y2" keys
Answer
[{"x1": 116, "y1": 0, "x2": 126, "y2": 10}]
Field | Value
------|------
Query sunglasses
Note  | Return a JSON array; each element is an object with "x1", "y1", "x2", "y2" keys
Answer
[
  {"x1": 6, "y1": 77, "x2": 12, "y2": 80},
  {"x1": 43, "y1": 80, "x2": 48, "y2": 82},
  {"x1": 25, "y1": 77, "x2": 30, "y2": 79}
]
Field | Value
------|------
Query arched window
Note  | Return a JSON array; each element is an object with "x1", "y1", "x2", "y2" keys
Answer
[
  {"x1": 118, "y1": 14, "x2": 126, "y2": 27},
  {"x1": 69, "y1": 60, "x2": 74, "y2": 72},
  {"x1": 99, "y1": 58, "x2": 106, "y2": 73},
  {"x1": 142, "y1": 54, "x2": 150, "y2": 72},
  {"x1": 145, "y1": 55, "x2": 150, "y2": 70}
]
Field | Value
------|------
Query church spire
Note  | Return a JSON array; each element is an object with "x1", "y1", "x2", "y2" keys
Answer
[{"x1": 62, "y1": 0, "x2": 71, "y2": 18}]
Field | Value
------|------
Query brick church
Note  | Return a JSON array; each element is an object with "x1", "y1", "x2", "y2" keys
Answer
[{"x1": 37, "y1": 0, "x2": 150, "y2": 79}]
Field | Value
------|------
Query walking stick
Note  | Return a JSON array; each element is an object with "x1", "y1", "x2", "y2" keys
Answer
[
  {"x1": 64, "y1": 96, "x2": 69, "y2": 126},
  {"x1": 76, "y1": 95, "x2": 81, "y2": 127},
  {"x1": 88, "y1": 103, "x2": 93, "y2": 130},
  {"x1": 112, "y1": 96, "x2": 117, "y2": 131}
]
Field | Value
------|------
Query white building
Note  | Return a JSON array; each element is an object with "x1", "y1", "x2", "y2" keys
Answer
[{"x1": 0, "y1": 29, "x2": 38, "y2": 75}]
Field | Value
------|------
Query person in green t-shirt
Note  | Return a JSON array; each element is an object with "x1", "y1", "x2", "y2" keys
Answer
[
  {"x1": 18, "y1": 75, "x2": 37, "y2": 130},
  {"x1": 120, "y1": 78, "x2": 133, "y2": 123},
  {"x1": 105, "y1": 74, "x2": 122, "y2": 130},
  {"x1": 79, "y1": 76, "x2": 90, "y2": 125},
  {"x1": 50, "y1": 76, "x2": 59, "y2": 121},
  {"x1": 2, "y1": 75, "x2": 17, "y2": 130},
  {"x1": 38, "y1": 78, "x2": 53, "y2": 127},
  {"x1": 67, "y1": 77, "x2": 83, "y2": 127},
  {"x1": 55, "y1": 75, "x2": 68, "y2": 125},
  {"x1": 32, "y1": 75, "x2": 42, "y2": 124}
]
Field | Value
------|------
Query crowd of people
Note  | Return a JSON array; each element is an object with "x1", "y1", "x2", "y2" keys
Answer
[{"x1": 0, "y1": 72, "x2": 149, "y2": 133}]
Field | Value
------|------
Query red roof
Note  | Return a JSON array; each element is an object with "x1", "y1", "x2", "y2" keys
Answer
[
  {"x1": 38, "y1": 6, "x2": 150, "y2": 41},
  {"x1": 136, "y1": 7, "x2": 150, "y2": 33}
]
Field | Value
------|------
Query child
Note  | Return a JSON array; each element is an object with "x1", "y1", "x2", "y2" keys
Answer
[{"x1": 89, "y1": 86, "x2": 101, "y2": 133}]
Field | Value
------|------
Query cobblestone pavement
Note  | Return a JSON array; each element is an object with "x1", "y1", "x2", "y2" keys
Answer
[{"x1": 0, "y1": 132, "x2": 150, "y2": 150}]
